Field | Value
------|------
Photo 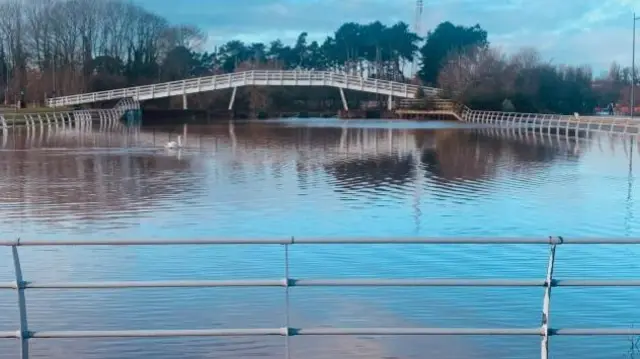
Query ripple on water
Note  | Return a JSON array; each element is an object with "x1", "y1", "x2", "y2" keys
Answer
[{"x1": 0, "y1": 124, "x2": 639, "y2": 358}]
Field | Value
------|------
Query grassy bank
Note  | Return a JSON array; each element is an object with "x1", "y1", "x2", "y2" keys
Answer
[{"x1": 0, "y1": 106, "x2": 70, "y2": 113}]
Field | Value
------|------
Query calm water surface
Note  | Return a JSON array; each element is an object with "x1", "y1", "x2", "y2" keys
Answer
[{"x1": 0, "y1": 118, "x2": 639, "y2": 359}]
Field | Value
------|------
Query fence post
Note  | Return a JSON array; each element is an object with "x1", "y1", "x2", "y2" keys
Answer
[
  {"x1": 12, "y1": 242, "x2": 30, "y2": 359},
  {"x1": 283, "y1": 237, "x2": 293, "y2": 359},
  {"x1": 540, "y1": 236, "x2": 560, "y2": 359}
]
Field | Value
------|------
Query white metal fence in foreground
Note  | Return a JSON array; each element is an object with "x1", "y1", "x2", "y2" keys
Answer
[{"x1": 2, "y1": 237, "x2": 640, "y2": 359}]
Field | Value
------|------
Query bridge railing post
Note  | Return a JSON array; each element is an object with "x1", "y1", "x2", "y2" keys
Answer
[
  {"x1": 11, "y1": 242, "x2": 29, "y2": 359},
  {"x1": 540, "y1": 236, "x2": 560, "y2": 359}
]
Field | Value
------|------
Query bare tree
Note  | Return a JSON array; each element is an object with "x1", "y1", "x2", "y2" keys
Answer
[
  {"x1": 509, "y1": 47, "x2": 540, "y2": 70},
  {"x1": 0, "y1": 0, "x2": 205, "y2": 104},
  {"x1": 438, "y1": 45, "x2": 505, "y2": 99},
  {"x1": 0, "y1": 0, "x2": 27, "y2": 101}
]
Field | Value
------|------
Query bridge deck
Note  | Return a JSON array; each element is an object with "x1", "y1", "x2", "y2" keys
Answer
[{"x1": 46, "y1": 71, "x2": 441, "y2": 108}]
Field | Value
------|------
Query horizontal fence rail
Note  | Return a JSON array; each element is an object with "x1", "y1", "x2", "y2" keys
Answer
[
  {"x1": 5, "y1": 236, "x2": 640, "y2": 245},
  {"x1": 3, "y1": 236, "x2": 640, "y2": 359},
  {"x1": 5, "y1": 278, "x2": 640, "y2": 290},
  {"x1": 45, "y1": 71, "x2": 442, "y2": 107},
  {"x1": 7, "y1": 327, "x2": 640, "y2": 339}
]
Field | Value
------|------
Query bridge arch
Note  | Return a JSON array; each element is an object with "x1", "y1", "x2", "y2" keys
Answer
[{"x1": 46, "y1": 70, "x2": 441, "y2": 110}]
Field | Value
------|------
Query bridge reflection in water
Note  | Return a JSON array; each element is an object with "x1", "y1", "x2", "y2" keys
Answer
[
  {"x1": 0, "y1": 119, "x2": 638, "y2": 359},
  {"x1": 0, "y1": 120, "x2": 632, "y2": 229}
]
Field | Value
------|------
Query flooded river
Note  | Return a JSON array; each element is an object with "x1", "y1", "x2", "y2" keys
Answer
[{"x1": 0, "y1": 118, "x2": 639, "y2": 359}]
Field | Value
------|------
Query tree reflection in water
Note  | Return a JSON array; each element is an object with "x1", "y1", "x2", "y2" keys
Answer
[
  {"x1": 0, "y1": 130, "x2": 198, "y2": 228},
  {"x1": 0, "y1": 121, "x2": 590, "y2": 227},
  {"x1": 323, "y1": 127, "x2": 584, "y2": 191}
]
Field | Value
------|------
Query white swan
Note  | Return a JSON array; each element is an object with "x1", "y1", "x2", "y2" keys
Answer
[{"x1": 165, "y1": 135, "x2": 182, "y2": 149}]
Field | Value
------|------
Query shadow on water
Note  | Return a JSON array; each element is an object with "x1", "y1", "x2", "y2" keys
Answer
[{"x1": 0, "y1": 119, "x2": 638, "y2": 359}]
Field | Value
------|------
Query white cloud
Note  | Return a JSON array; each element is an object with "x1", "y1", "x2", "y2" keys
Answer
[{"x1": 137, "y1": 0, "x2": 640, "y2": 70}]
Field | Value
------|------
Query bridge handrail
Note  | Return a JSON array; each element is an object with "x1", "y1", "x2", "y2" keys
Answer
[
  {"x1": 45, "y1": 70, "x2": 442, "y2": 107},
  {"x1": 2, "y1": 236, "x2": 640, "y2": 359}
]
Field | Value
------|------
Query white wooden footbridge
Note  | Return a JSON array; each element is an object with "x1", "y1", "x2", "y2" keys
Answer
[
  {"x1": 15, "y1": 69, "x2": 640, "y2": 139},
  {"x1": 45, "y1": 71, "x2": 441, "y2": 110}
]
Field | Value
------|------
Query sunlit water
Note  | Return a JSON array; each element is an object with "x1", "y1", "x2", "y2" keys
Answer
[{"x1": 0, "y1": 118, "x2": 639, "y2": 359}]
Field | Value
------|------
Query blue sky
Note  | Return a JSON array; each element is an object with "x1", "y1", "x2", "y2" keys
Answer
[{"x1": 135, "y1": 0, "x2": 638, "y2": 73}]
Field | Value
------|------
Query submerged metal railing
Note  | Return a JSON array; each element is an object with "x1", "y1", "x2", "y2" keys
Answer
[
  {"x1": 396, "y1": 100, "x2": 640, "y2": 136},
  {"x1": 2, "y1": 237, "x2": 640, "y2": 359},
  {"x1": 458, "y1": 106, "x2": 640, "y2": 135},
  {"x1": 0, "y1": 98, "x2": 140, "y2": 137}
]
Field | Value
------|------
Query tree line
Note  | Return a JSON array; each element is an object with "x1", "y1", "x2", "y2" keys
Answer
[
  {"x1": 0, "y1": 0, "x2": 206, "y2": 104},
  {"x1": 433, "y1": 22, "x2": 639, "y2": 115},
  {"x1": 0, "y1": 0, "x2": 637, "y2": 114}
]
